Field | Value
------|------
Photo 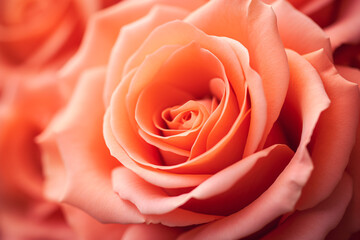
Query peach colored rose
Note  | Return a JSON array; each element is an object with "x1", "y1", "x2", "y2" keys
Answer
[
  {"x1": 0, "y1": 0, "x2": 121, "y2": 239},
  {"x1": 0, "y1": 0, "x2": 121, "y2": 67},
  {"x1": 39, "y1": 0, "x2": 360, "y2": 239}
]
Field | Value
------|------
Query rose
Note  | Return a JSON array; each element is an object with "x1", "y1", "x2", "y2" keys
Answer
[
  {"x1": 39, "y1": 0, "x2": 360, "y2": 239},
  {"x1": 0, "y1": 71, "x2": 71, "y2": 239},
  {"x1": 0, "y1": 0, "x2": 120, "y2": 67},
  {"x1": 0, "y1": 0, "x2": 120, "y2": 239}
]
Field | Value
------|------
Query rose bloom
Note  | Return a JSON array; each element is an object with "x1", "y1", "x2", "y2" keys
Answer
[
  {"x1": 38, "y1": 0, "x2": 360, "y2": 239},
  {"x1": 0, "y1": 0, "x2": 120, "y2": 239}
]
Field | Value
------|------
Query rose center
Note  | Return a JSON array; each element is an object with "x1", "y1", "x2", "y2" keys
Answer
[{"x1": 160, "y1": 99, "x2": 212, "y2": 134}]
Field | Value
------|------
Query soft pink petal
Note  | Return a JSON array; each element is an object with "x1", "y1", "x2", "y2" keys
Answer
[
  {"x1": 38, "y1": 67, "x2": 144, "y2": 224},
  {"x1": 104, "y1": 4, "x2": 189, "y2": 105},
  {"x1": 112, "y1": 145, "x2": 292, "y2": 217},
  {"x1": 296, "y1": 49, "x2": 360, "y2": 209},
  {"x1": 263, "y1": 173, "x2": 353, "y2": 240},
  {"x1": 326, "y1": 65, "x2": 360, "y2": 239},
  {"x1": 178, "y1": 149, "x2": 313, "y2": 239},
  {"x1": 59, "y1": 0, "x2": 207, "y2": 99},
  {"x1": 224, "y1": 38, "x2": 268, "y2": 156},
  {"x1": 145, "y1": 208, "x2": 221, "y2": 227},
  {"x1": 62, "y1": 205, "x2": 128, "y2": 240},
  {"x1": 59, "y1": 0, "x2": 161, "y2": 98},
  {"x1": 272, "y1": 0, "x2": 332, "y2": 58}
]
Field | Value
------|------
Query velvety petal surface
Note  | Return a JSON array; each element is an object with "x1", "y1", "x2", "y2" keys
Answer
[
  {"x1": 59, "y1": 0, "x2": 207, "y2": 98},
  {"x1": 297, "y1": 49, "x2": 360, "y2": 209},
  {"x1": 38, "y1": 67, "x2": 144, "y2": 224},
  {"x1": 263, "y1": 173, "x2": 353, "y2": 240},
  {"x1": 272, "y1": 0, "x2": 332, "y2": 58}
]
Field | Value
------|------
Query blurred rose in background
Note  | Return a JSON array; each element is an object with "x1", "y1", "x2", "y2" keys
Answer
[{"x1": 0, "y1": 0, "x2": 120, "y2": 239}]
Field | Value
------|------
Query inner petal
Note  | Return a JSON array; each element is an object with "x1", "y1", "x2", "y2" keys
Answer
[
  {"x1": 162, "y1": 99, "x2": 211, "y2": 131},
  {"x1": 131, "y1": 43, "x2": 228, "y2": 166}
]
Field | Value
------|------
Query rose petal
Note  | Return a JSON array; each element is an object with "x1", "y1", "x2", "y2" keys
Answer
[
  {"x1": 112, "y1": 145, "x2": 292, "y2": 216},
  {"x1": 178, "y1": 149, "x2": 313, "y2": 240},
  {"x1": 145, "y1": 208, "x2": 221, "y2": 227},
  {"x1": 263, "y1": 173, "x2": 353, "y2": 240},
  {"x1": 62, "y1": 205, "x2": 128, "y2": 240},
  {"x1": 104, "y1": 4, "x2": 189, "y2": 105},
  {"x1": 326, "y1": 65, "x2": 360, "y2": 239},
  {"x1": 272, "y1": 0, "x2": 332, "y2": 58},
  {"x1": 284, "y1": 49, "x2": 331, "y2": 149},
  {"x1": 224, "y1": 38, "x2": 267, "y2": 156},
  {"x1": 60, "y1": 0, "x2": 207, "y2": 98},
  {"x1": 38, "y1": 67, "x2": 144, "y2": 224},
  {"x1": 296, "y1": 49, "x2": 360, "y2": 209}
]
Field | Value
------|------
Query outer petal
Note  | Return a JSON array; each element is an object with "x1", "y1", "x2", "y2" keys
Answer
[
  {"x1": 263, "y1": 173, "x2": 353, "y2": 240},
  {"x1": 38, "y1": 67, "x2": 144, "y2": 224},
  {"x1": 297, "y1": 49, "x2": 360, "y2": 209},
  {"x1": 272, "y1": 0, "x2": 332, "y2": 58},
  {"x1": 62, "y1": 205, "x2": 128, "y2": 240},
  {"x1": 112, "y1": 145, "x2": 292, "y2": 216},
  {"x1": 178, "y1": 150, "x2": 313, "y2": 240},
  {"x1": 326, "y1": 66, "x2": 360, "y2": 239}
]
